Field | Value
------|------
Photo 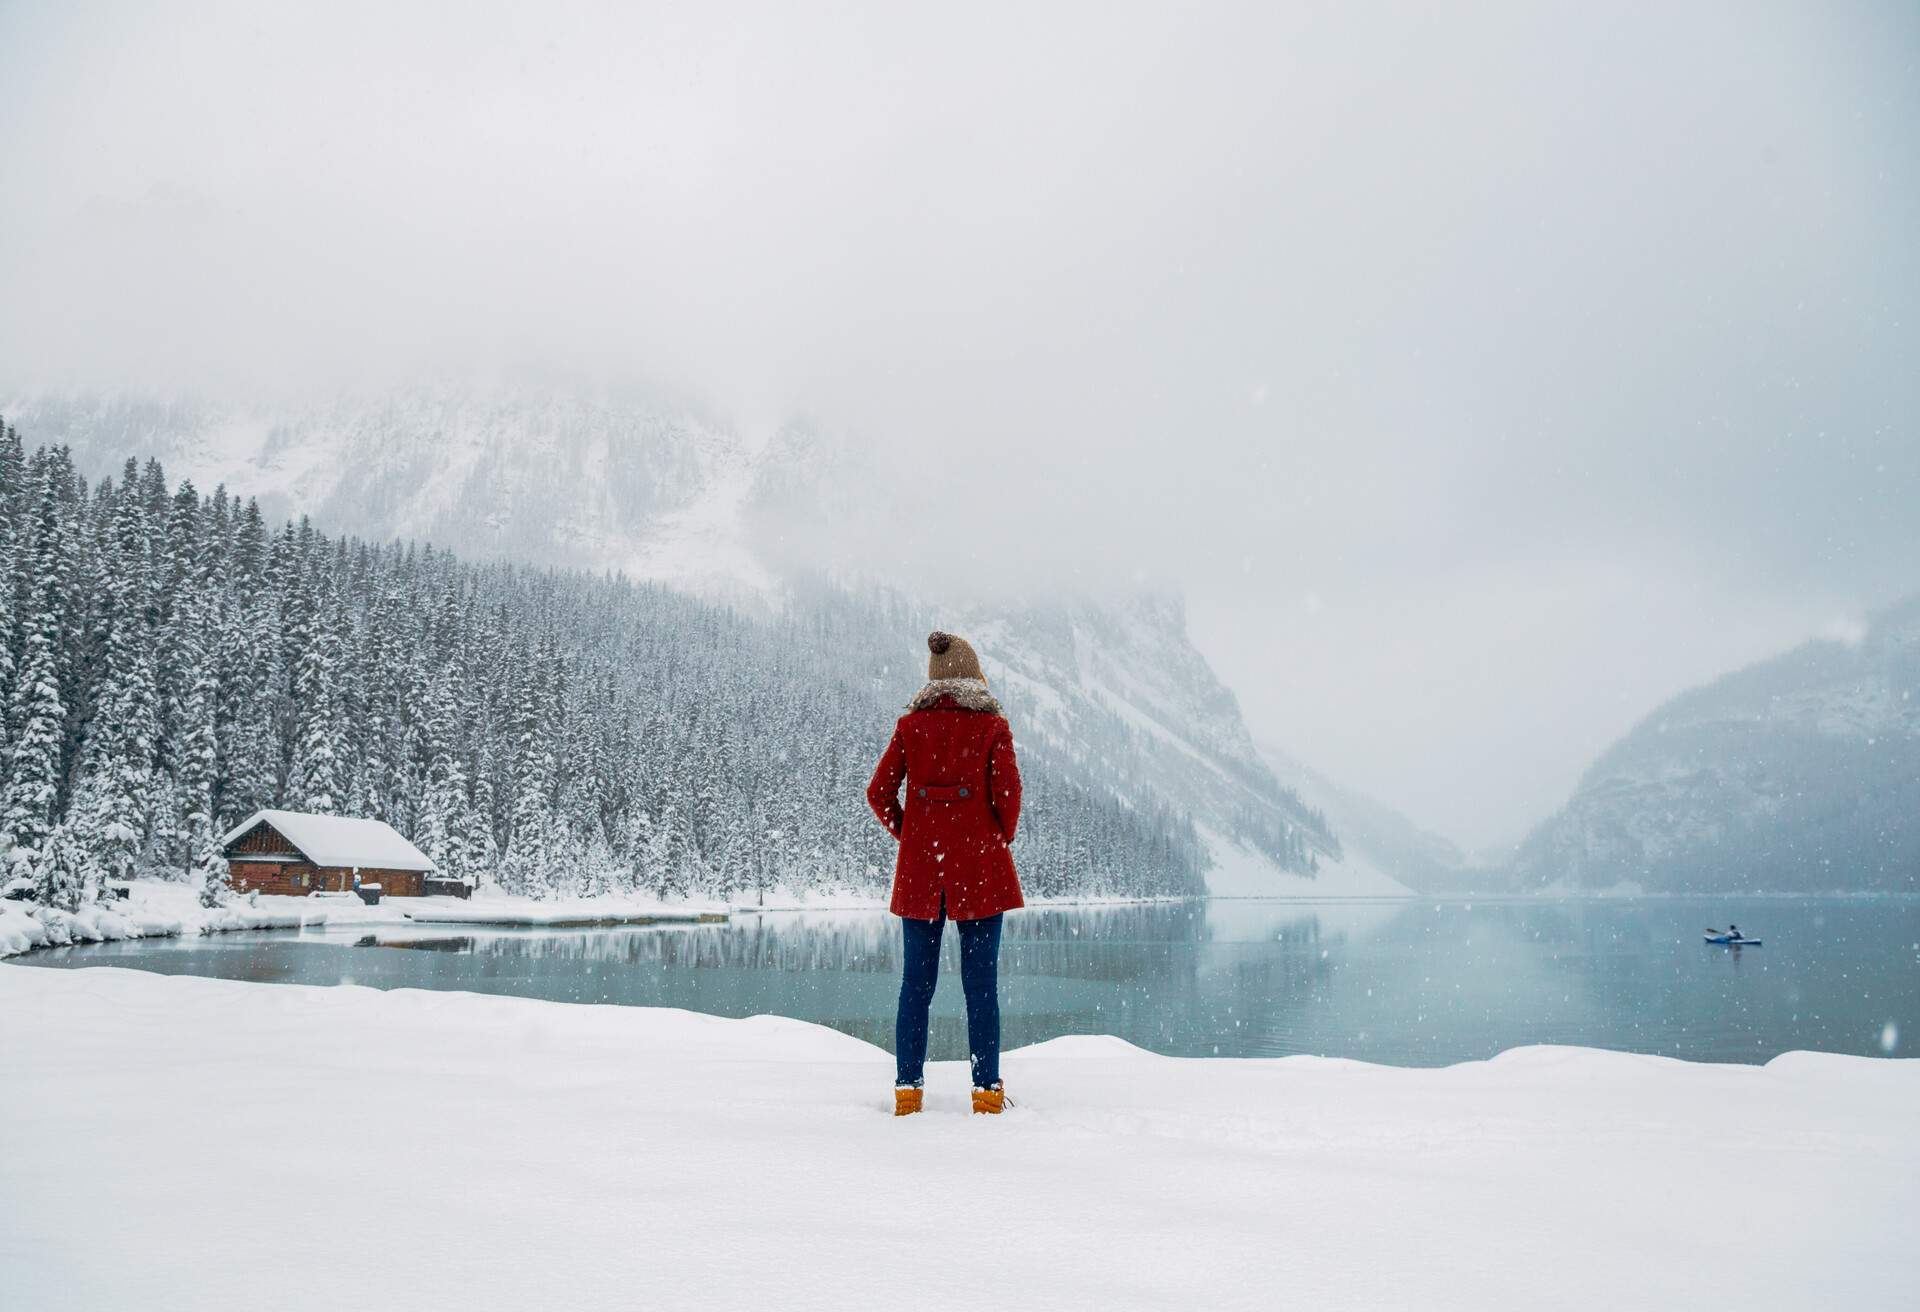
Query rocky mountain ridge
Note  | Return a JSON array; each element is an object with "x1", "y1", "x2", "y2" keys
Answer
[{"x1": 1513, "y1": 594, "x2": 1920, "y2": 892}]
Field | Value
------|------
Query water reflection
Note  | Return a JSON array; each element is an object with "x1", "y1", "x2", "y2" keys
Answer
[
  {"x1": 359, "y1": 934, "x2": 477, "y2": 953},
  {"x1": 14, "y1": 898, "x2": 1917, "y2": 1065}
]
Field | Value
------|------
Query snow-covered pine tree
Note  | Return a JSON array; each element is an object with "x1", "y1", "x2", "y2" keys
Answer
[
  {"x1": 147, "y1": 481, "x2": 202, "y2": 872},
  {"x1": 69, "y1": 464, "x2": 166, "y2": 885},
  {"x1": 177, "y1": 496, "x2": 229, "y2": 904},
  {"x1": 0, "y1": 421, "x2": 23, "y2": 755},
  {"x1": 641, "y1": 802, "x2": 676, "y2": 897},
  {"x1": 381, "y1": 645, "x2": 423, "y2": 838},
  {"x1": 195, "y1": 832, "x2": 231, "y2": 909},
  {"x1": 352, "y1": 576, "x2": 407, "y2": 825},
  {"x1": 500, "y1": 650, "x2": 559, "y2": 897},
  {"x1": 2, "y1": 454, "x2": 75, "y2": 866},
  {"x1": 416, "y1": 664, "x2": 479, "y2": 883},
  {"x1": 577, "y1": 819, "x2": 618, "y2": 899},
  {"x1": 171, "y1": 572, "x2": 223, "y2": 888},
  {"x1": 465, "y1": 731, "x2": 500, "y2": 887},
  {"x1": 32, "y1": 819, "x2": 92, "y2": 912},
  {"x1": 209, "y1": 500, "x2": 270, "y2": 825},
  {"x1": 286, "y1": 558, "x2": 349, "y2": 814}
]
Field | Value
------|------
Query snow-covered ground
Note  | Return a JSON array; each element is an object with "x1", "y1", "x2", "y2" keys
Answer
[
  {"x1": 1197, "y1": 823, "x2": 1413, "y2": 898},
  {"x1": 727, "y1": 887, "x2": 888, "y2": 913},
  {"x1": 0, "y1": 880, "x2": 1200, "y2": 958},
  {"x1": 0, "y1": 881, "x2": 729, "y2": 958},
  {"x1": 0, "y1": 883, "x2": 324, "y2": 957},
  {"x1": 2, "y1": 967, "x2": 1912, "y2": 1311},
  {"x1": 400, "y1": 897, "x2": 727, "y2": 926}
]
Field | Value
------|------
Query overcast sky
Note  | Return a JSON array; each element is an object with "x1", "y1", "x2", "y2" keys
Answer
[{"x1": 2, "y1": 1, "x2": 1916, "y2": 847}]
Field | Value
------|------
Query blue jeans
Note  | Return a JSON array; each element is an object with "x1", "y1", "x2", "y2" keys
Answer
[{"x1": 894, "y1": 910, "x2": 1004, "y2": 1089}]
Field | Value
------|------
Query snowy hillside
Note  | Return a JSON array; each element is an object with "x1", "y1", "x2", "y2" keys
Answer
[
  {"x1": 1260, "y1": 742, "x2": 1467, "y2": 895},
  {"x1": 961, "y1": 594, "x2": 1395, "y2": 895},
  {"x1": 1, "y1": 386, "x2": 777, "y2": 604},
  {"x1": 6, "y1": 384, "x2": 1385, "y2": 895},
  {"x1": 1513, "y1": 594, "x2": 1920, "y2": 893}
]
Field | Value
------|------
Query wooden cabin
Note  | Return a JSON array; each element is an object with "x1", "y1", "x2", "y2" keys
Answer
[{"x1": 220, "y1": 809, "x2": 437, "y2": 897}]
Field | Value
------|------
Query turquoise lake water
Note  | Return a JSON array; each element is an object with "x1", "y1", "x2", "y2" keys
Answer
[{"x1": 13, "y1": 897, "x2": 1916, "y2": 1065}]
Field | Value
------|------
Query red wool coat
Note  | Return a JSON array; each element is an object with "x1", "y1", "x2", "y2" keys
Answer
[{"x1": 866, "y1": 695, "x2": 1024, "y2": 921}]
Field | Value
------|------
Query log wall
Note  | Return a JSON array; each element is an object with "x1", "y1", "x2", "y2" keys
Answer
[
  {"x1": 227, "y1": 859, "x2": 314, "y2": 897},
  {"x1": 227, "y1": 863, "x2": 428, "y2": 897}
]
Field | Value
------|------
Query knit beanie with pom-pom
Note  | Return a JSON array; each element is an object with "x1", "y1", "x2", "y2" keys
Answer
[{"x1": 927, "y1": 631, "x2": 985, "y2": 684}]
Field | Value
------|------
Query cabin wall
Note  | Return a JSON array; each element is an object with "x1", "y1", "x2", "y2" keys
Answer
[
  {"x1": 226, "y1": 863, "x2": 427, "y2": 897},
  {"x1": 227, "y1": 860, "x2": 316, "y2": 897},
  {"x1": 347, "y1": 869, "x2": 426, "y2": 897}
]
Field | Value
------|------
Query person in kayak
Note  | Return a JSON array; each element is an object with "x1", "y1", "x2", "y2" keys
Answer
[
  {"x1": 866, "y1": 630, "x2": 1024, "y2": 1117},
  {"x1": 1728, "y1": 924, "x2": 1742, "y2": 941}
]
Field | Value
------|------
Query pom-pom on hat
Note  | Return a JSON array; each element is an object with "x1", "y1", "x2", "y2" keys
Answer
[{"x1": 927, "y1": 630, "x2": 986, "y2": 684}]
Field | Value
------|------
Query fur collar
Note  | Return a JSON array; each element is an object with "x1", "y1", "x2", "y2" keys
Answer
[{"x1": 907, "y1": 677, "x2": 1002, "y2": 715}]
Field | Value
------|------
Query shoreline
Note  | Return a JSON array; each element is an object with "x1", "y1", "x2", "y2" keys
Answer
[{"x1": 8, "y1": 878, "x2": 1916, "y2": 962}]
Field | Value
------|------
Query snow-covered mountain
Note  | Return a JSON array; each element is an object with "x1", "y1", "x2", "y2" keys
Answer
[
  {"x1": 2, "y1": 386, "x2": 778, "y2": 605},
  {"x1": 5, "y1": 384, "x2": 1407, "y2": 896},
  {"x1": 1512, "y1": 593, "x2": 1920, "y2": 893},
  {"x1": 951, "y1": 592, "x2": 1405, "y2": 896},
  {"x1": 1259, "y1": 743, "x2": 1467, "y2": 895}
]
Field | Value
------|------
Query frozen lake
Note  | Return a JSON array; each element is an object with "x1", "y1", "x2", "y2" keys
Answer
[{"x1": 12, "y1": 897, "x2": 1915, "y2": 1065}]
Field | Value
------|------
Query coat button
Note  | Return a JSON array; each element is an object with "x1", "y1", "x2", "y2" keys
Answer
[
  {"x1": 917, "y1": 788, "x2": 926, "y2": 797},
  {"x1": 959, "y1": 787, "x2": 970, "y2": 797}
]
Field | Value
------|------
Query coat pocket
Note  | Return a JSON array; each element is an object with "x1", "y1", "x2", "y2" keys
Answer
[{"x1": 913, "y1": 782, "x2": 977, "y2": 803}]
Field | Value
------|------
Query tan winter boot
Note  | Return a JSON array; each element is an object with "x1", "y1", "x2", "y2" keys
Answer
[
  {"x1": 894, "y1": 1086, "x2": 924, "y2": 1117},
  {"x1": 971, "y1": 1084, "x2": 1006, "y2": 1115}
]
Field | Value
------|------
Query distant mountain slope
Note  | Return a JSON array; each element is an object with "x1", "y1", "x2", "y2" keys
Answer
[
  {"x1": 1259, "y1": 743, "x2": 1463, "y2": 894},
  {"x1": 1513, "y1": 594, "x2": 1920, "y2": 892},
  {"x1": 7, "y1": 384, "x2": 1386, "y2": 895},
  {"x1": 957, "y1": 594, "x2": 1371, "y2": 894},
  {"x1": 0, "y1": 386, "x2": 773, "y2": 603}
]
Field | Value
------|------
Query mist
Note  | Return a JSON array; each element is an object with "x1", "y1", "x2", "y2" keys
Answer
[{"x1": 2, "y1": 0, "x2": 1916, "y2": 847}]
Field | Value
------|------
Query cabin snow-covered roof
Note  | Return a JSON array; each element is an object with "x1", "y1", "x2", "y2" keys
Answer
[{"x1": 219, "y1": 810, "x2": 435, "y2": 872}]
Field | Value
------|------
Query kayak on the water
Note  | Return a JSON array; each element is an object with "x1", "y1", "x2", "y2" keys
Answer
[{"x1": 1704, "y1": 928, "x2": 1762, "y2": 946}]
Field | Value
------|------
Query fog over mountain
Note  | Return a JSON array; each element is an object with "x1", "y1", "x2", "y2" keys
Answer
[{"x1": 2, "y1": 1, "x2": 1916, "y2": 850}]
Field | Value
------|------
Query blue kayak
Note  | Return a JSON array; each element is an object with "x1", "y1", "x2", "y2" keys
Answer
[{"x1": 1704, "y1": 933, "x2": 1762, "y2": 946}]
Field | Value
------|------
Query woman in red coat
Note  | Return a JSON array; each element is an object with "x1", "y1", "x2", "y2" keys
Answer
[{"x1": 867, "y1": 631, "x2": 1023, "y2": 1115}]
